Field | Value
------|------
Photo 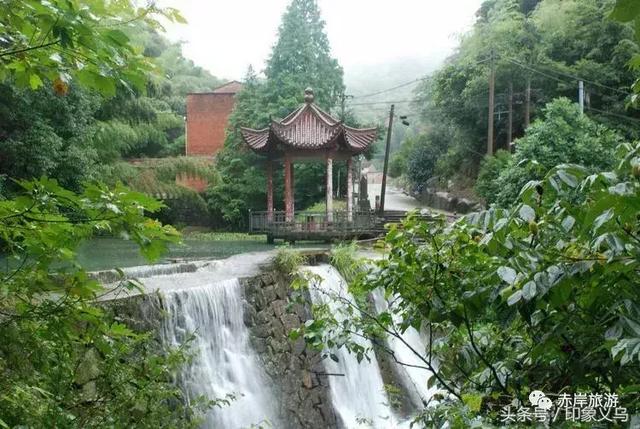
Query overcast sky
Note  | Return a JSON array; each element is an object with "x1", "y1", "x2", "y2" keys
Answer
[{"x1": 162, "y1": 0, "x2": 483, "y2": 81}]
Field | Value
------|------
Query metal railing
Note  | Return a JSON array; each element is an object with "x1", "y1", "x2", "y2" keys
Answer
[{"x1": 248, "y1": 210, "x2": 378, "y2": 234}]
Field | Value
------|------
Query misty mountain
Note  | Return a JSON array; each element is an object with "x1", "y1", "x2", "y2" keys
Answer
[{"x1": 343, "y1": 54, "x2": 447, "y2": 123}]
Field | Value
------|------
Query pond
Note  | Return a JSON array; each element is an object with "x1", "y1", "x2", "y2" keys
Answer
[{"x1": 76, "y1": 238, "x2": 324, "y2": 271}]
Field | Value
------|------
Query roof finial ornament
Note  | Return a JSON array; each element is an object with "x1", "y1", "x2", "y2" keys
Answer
[{"x1": 304, "y1": 87, "x2": 314, "y2": 103}]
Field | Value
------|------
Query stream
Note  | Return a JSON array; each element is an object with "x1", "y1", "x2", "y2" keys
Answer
[{"x1": 118, "y1": 255, "x2": 435, "y2": 428}]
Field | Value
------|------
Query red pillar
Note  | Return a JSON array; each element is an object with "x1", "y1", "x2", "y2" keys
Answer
[
  {"x1": 291, "y1": 162, "x2": 295, "y2": 217},
  {"x1": 284, "y1": 155, "x2": 293, "y2": 222},
  {"x1": 266, "y1": 160, "x2": 273, "y2": 222},
  {"x1": 347, "y1": 158, "x2": 353, "y2": 222}
]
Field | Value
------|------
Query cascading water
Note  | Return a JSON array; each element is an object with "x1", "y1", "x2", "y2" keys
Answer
[
  {"x1": 305, "y1": 265, "x2": 399, "y2": 429},
  {"x1": 371, "y1": 289, "x2": 437, "y2": 405},
  {"x1": 144, "y1": 270, "x2": 280, "y2": 429},
  {"x1": 112, "y1": 253, "x2": 436, "y2": 429}
]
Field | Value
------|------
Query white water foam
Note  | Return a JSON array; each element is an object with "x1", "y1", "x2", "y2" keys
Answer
[
  {"x1": 305, "y1": 265, "x2": 402, "y2": 428},
  {"x1": 371, "y1": 289, "x2": 437, "y2": 406},
  {"x1": 156, "y1": 276, "x2": 279, "y2": 428}
]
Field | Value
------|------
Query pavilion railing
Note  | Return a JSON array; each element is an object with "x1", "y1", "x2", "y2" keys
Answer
[{"x1": 248, "y1": 210, "x2": 378, "y2": 235}]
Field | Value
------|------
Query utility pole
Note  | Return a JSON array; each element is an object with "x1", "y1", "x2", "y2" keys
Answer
[
  {"x1": 524, "y1": 76, "x2": 531, "y2": 129},
  {"x1": 339, "y1": 93, "x2": 352, "y2": 120},
  {"x1": 379, "y1": 104, "x2": 394, "y2": 215},
  {"x1": 487, "y1": 52, "x2": 495, "y2": 156},
  {"x1": 578, "y1": 80, "x2": 585, "y2": 114},
  {"x1": 507, "y1": 81, "x2": 513, "y2": 151}
]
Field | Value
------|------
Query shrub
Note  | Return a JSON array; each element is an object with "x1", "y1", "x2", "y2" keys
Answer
[
  {"x1": 330, "y1": 242, "x2": 363, "y2": 284},
  {"x1": 0, "y1": 178, "x2": 212, "y2": 427},
  {"x1": 474, "y1": 150, "x2": 513, "y2": 203},
  {"x1": 481, "y1": 98, "x2": 620, "y2": 206},
  {"x1": 273, "y1": 246, "x2": 307, "y2": 276},
  {"x1": 407, "y1": 139, "x2": 442, "y2": 192},
  {"x1": 296, "y1": 142, "x2": 640, "y2": 427}
]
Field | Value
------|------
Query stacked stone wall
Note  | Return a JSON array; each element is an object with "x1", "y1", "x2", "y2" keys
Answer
[{"x1": 243, "y1": 271, "x2": 339, "y2": 429}]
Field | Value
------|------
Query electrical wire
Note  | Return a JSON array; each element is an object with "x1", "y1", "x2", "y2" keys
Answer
[
  {"x1": 345, "y1": 55, "x2": 639, "y2": 127},
  {"x1": 585, "y1": 106, "x2": 640, "y2": 124},
  {"x1": 350, "y1": 79, "x2": 425, "y2": 99},
  {"x1": 504, "y1": 58, "x2": 574, "y2": 87},
  {"x1": 349, "y1": 99, "x2": 416, "y2": 106},
  {"x1": 506, "y1": 57, "x2": 630, "y2": 96},
  {"x1": 350, "y1": 57, "x2": 492, "y2": 100}
]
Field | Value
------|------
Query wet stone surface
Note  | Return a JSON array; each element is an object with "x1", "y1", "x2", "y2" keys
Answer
[{"x1": 242, "y1": 270, "x2": 339, "y2": 429}]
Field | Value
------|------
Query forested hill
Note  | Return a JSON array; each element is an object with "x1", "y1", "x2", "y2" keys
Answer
[
  {"x1": 0, "y1": 24, "x2": 222, "y2": 195},
  {"x1": 390, "y1": 0, "x2": 640, "y2": 205},
  {"x1": 343, "y1": 55, "x2": 445, "y2": 122}
]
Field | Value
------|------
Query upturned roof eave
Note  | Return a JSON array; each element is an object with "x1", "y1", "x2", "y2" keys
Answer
[{"x1": 239, "y1": 91, "x2": 377, "y2": 155}]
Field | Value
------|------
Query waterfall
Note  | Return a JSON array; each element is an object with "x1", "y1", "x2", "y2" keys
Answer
[
  {"x1": 371, "y1": 289, "x2": 437, "y2": 405},
  {"x1": 151, "y1": 274, "x2": 280, "y2": 428},
  {"x1": 305, "y1": 265, "x2": 399, "y2": 429}
]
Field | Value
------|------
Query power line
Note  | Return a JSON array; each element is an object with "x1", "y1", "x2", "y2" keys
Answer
[
  {"x1": 351, "y1": 79, "x2": 425, "y2": 99},
  {"x1": 350, "y1": 57, "x2": 493, "y2": 100},
  {"x1": 586, "y1": 106, "x2": 640, "y2": 125},
  {"x1": 349, "y1": 99, "x2": 415, "y2": 106},
  {"x1": 506, "y1": 57, "x2": 630, "y2": 97},
  {"x1": 504, "y1": 58, "x2": 574, "y2": 87},
  {"x1": 347, "y1": 56, "x2": 638, "y2": 128}
]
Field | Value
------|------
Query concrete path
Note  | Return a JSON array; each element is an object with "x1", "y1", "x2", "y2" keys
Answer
[{"x1": 367, "y1": 184, "x2": 427, "y2": 211}]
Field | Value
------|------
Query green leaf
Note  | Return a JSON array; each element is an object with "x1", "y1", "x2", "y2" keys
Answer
[
  {"x1": 109, "y1": 322, "x2": 135, "y2": 337},
  {"x1": 624, "y1": 317, "x2": 640, "y2": 336},
  {"x1": 29, "y1": 73, "x2": 43, "y2": 89},
  {"x1": 462, "y1": 393, "x2": 483, "y2": 412},
  {"x1": 522, "y1": 281, "x2": 537, "y2": 301},
  {"x1": 518, "y1": 204, "x2": 535, "y2": 222},
  {"x1": 593, "y1": 208, "x2": 614, "y2": 232},
  {"x1": 556, "y1": 169, "x2": 579, "y2": 188},
  {"x1": 497, "y1": 266, "x2": 517, "y2": 285},
  {"x1": 105, "y1": 29, "x2": 130, "y2": 46},
  {"x1": 76, "y1": 68, "x2": 116, "y2": 97},
  {"x1": 288, "y1": 329, "x2": 301, "y2": 341},
  {"x1": 561, "y1": 216, "x2": 575, "y2": 232},
  {"x1": 610, "y1": 0, "x2": 640, "y2": 22},
  {"x1": 507, "y1": 290, "x2": 523, "y2": 306}
]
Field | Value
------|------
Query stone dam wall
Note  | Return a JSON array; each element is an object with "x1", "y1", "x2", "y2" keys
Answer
[{"x1": 106, "y1": 252, "x2": 417, "y2": 428}]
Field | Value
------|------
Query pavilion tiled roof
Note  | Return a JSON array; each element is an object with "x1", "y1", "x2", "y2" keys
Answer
[{"x1": 240, "y1": 88, "x2": 377, "y2": 156}]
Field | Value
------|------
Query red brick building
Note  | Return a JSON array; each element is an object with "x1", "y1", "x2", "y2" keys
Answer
[{"x1": 185, "y1": 81, "x2": 243, "y2": 156}]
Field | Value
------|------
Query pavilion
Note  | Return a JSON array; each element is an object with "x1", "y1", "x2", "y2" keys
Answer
[{"x1": 240, "y1": 88, "x2": 377, "y2": 228}]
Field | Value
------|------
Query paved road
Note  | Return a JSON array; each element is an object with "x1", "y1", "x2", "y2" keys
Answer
[{"x1": 367, "y1": 184, "x2": 427, "y2": 211}]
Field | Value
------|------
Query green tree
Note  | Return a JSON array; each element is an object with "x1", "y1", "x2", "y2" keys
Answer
[
  {"x1": 209, "y1": 0, "x2": 349, "y2": 228},
  {"x1": 94, "y1": 26, "x2": 222, "y2": 159},
  {"x1": 611, "y1": 0, "x2": 640, "y2": 102},
  {"x1": 0, "y1": 82, "x2": 101, "y2": 192},
  {"x1": 263, "y1": 0, "x2": 344, "y2": 114},
  {"x1": 477, "y1": 98, "x2": 620, "y2": 205},
  {"x1": 403, "y1": 0, "x2": 638, "y2": 191},
  {"x1": 1, "y1": 23, "x2": 221, "y2": 196},
  {"x1": 0, "y1": 0, "x2": 184, "y2": 96},
  {"x1": 293, "y1": 142, "x2": 640, "y2": 427},
  {"x1": 0, "y1": 178, "x2": 218, "y2": 427}
]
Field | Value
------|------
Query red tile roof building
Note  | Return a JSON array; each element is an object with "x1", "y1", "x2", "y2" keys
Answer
[{"x1": 185, "y1": 81, "x2": 243, "y2": 156}]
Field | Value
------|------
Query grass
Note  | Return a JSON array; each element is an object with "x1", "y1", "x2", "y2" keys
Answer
[
  {"x1": 303, "y1": 200, "x2": 347, "y2": 213},
  {"x1": 330, "y1": 241, "x2": 363, "y2": 283},
  {"x1": 273, "y1": 245, "x2": 307, "y2": 275}
]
